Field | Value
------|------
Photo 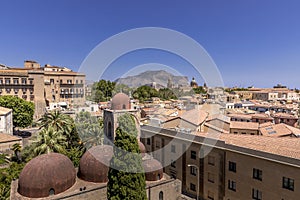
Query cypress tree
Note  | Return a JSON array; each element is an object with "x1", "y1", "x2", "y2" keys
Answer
[{"x1": 107, "y1": 113, "x2": 147, "y2": 200}]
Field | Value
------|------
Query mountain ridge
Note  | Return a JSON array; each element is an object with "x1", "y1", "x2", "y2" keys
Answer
[{"x1": 115, "y1": 70, "x2": 189, "y2": 88}]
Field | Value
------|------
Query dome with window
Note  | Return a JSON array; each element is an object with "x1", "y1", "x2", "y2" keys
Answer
[
  {"x1": 18, "y1": 153, "x2": 76, "y2": 198},
  {"x1": 111, "y1": 93, "x2": 131, "y2": 110}
]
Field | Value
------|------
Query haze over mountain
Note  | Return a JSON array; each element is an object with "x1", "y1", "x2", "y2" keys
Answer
[{"x1": 115, "y1": 70, "x2": 189, "y2": 88}]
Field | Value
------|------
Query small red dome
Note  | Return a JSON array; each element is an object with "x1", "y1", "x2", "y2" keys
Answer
[
  {"x1": 111, "y1": 93, "x2": 130, "y2": 110},
  {"x1": 142, "y1": 158, "x2": 163, "y2": 181}
]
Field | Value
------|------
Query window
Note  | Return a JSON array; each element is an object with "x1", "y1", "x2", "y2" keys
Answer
[
  {"x1": 208, "y1": 173, "x2": 214, "y2": 183},
  {"x1": 229, "y1": 161, "x2": 236, "y2": 172},
  {"x1": 208, "y1": 155, "x2": 215, "y2": 166},
  {"x1": 190, "y1": 183, "x2": 196, "y2": 191},
  {"x1": 208, "y1": 191, "x2": 214, "y2": 200},
  {"x1": 171, "y1": 160, "x2": 176, "y2": 168},
  {"x1": 49, "y1": 188, "x2": 55, "y2": 196},
  {"x1": 50, "y1": 79, "x2": 54, "y2": 84},
  {"x1": 21, "y1": 78, "x2": 26, "y2": 84},
  {"x1": 191, "y1": 150, "x2": 196, "y2": 160},
  {"x1": 146, "y1": 138, "x2": 150, "y2": 145},
  {"x1": 155, "y1": 140, "x2": 160, "y2": 148},
  {"x1": 13, "y1": 78, "x2": 19, "y2": 84},
  {"x1": 253, "y1": 168, "x2": 262, "y2": 181},
  {"x1": 159, "y1": 191, "x2": 163, "y2": 200},
  {"x1": 190, "y1": 166, "x2": 197, "y2": 176},
  {"x1": 76, "y1": 80, "x2": 78, "y2": 84},
  {"x1": 282, "y1": 177, "x2": 294, "y2": 191},
  {"x1": 228, "y1": 180, "x2": 236, "y2": 191},
  {"x1": 171, "y1": 145, "x2": 176, "y2": 153},
  {"x1": 5, "y1": 78, "x2": 10, "y2": 84},
  {"x1": 252, "y1": 188, "x2": 262, "y2": 200}
]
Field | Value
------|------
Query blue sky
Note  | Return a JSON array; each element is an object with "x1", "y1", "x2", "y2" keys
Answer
[{"x1": 1, "y1": 0, "x2": 300, "y2": 88}]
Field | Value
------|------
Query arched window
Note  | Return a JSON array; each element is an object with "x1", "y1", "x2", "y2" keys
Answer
[
  {"x1": 49, "y1": 188, "x2": 55, "y2": 196},
  {"x1": 108, "y1": 122, "x2": 112, "y2": 138},
  {"x1": 157, "y1": 173, "x2": 161, "y2": 180},
  {"x1": 159, "y1": 191, "x2": 163, "y2": 200}
]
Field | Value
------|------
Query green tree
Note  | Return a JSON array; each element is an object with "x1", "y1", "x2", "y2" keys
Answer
[
  {"x1": 107, "y1": 113, "x2": 147, "y2": 200},
  {"x1": 38, "y1": 110, "x2": 73, "y2": 133},
  {"x1": 33, "y1": 126, "x2": 67, "y2": 155},
  {"x1": 0, "y1": 95, "x2": 34, "y2": 128},
  {"x1": 132, "y1": 85, "x2": 159, "y2": 102},
  {"x1": 0, "y1": 162, "x2": 25, "y2": 199},
  {"x1": 158, "y1": 88, "x2": 177, "y2": 100},
  {"x1": 193, "y1": 86, "x2": 207, "y2": 94},
  {"x1": 64, "y1": 146, "x2": 85, "y2": 167},
  {"x1": 75, "y1": 111, "x2": 104, "y2": 149},
  {"x1": 38, "y1": 110, "x2": 81, "y2": 149},
  {"x1": 113, "y1": 84, "x2": 133, "y2": 96},
  {"x1": 90, "y1": 79, "x2": 116, "y2": 102},
  {"x1": 11, "y1": 143, "x2": 22, "y2": 163}
]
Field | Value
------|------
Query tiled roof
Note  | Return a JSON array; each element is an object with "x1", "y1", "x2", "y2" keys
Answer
[
  {"x1": 0, "y1": 134, "x2": 21, "y2": 143},
  {"x1": 260, "y1": 123, "x2": 300, "y2": 137},
  {"x1": 194, "y1": 132, "x2": 300, "y2": 160},
  {"x1": 180, "y1": 108, "x2": 208, "y2": 125},
  {"x1": 230, "y1": 121, "x2": 259, "y2": 130}
]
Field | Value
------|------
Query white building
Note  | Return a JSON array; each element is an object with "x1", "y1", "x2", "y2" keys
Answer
[{"x1": 0, "y1": 106, "x2": 13, "y2": 135}]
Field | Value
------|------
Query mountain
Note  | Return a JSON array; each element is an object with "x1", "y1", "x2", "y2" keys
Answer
[{"x1": 115, "y1": 70, "x2": 189, "y2": 88}]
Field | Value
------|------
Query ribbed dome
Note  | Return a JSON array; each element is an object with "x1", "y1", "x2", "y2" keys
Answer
[
  {"x1": 111, "y1": 93, "x2": 130, "y2": 110},
  {"x1": 18, "y1": 153, "x2": 76, "y2": 198},
  {"x1": 142, "y1": 158, "x2": 163, "y2": 181},
  {"x1": 78, "y1": 145, "x2": 113, "y2": 183}
]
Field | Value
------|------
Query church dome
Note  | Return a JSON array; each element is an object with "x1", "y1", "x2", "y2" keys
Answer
[
  {"x1": 78, "y1": 145, "x2": 113, "y2": 183},
  {"x1": 111, "y1": 93, "x2": 130, "y2": 110},
  {"x1": 18, "y1": 153, "x2": 76, "y2": 198},
  {"x1": 142, "y1": 157, "x2": 164, "y2": 181},
  {"x1": 138, "y1": 141, "x2": 146, "y2": 157}
]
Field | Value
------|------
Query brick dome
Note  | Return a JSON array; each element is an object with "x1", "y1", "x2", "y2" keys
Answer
[
  {"x1": 78, "y1": 145, "x2": 113, "y2": 183},
  {"x1": 111, "y1": 93, "x2": 130, "y2": 110},
  {"x1": 142, "y1": 157, "x2": 163, "y2": 181},
  {"x1": 18, "y1": 153, "x2": 76, "y2": 198}
]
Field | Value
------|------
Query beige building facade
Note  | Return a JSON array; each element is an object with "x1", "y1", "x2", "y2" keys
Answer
[
  {"x1": 141, "y1": 125, "x2": 300, "y2": 200},
  {"x1": 0, "y1": 61, "x2": 85, "y2": 119}
]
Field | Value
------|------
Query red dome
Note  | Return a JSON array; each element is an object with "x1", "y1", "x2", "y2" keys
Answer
[
  {"x1": 111, "y1": 93, "x2": 130, "y2": 110},
  {"x1": 142, "y1": 158, "x2": 163, "y2": 181},
  {"x1": 18, "y1": 153, "x2": 76, "y2": 198},
  {"x1": 78, "y1": 145, "x2": 113, "y2": 183}
]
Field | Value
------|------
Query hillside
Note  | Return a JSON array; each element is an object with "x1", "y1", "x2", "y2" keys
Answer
[{"x1": 115, "y1": 70, "x2": 189, "y2": 88}]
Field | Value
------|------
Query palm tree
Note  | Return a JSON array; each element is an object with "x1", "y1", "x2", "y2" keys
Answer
[
  {"x1": 38, "y1": 110, "x2": 73, "y2": 134},
  {"x1": 38, "y1": 110, "x2": 76, "y2": 148},
  {"x1": 11, "y1": 143, "x2": 22, "y2": 163},
  {"x1": 79, "y1": 124, "x2": 104, "y2": 149},
  {"x1": 33, "y1": 126, "x2": 67, "y2": 155}
]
